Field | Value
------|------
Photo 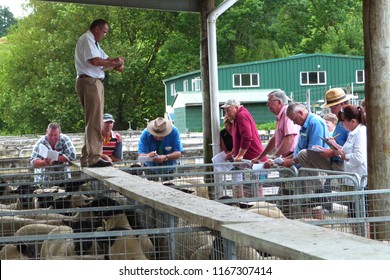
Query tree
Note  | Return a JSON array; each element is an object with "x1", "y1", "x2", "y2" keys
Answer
[
  {"x1": 0, "y1": 0, "x2": 366, "y2": 134},
  {"x1": 0, "y1": 6, "x2": 17, "y2": 37},
  {"x1": 0, "y1": 2, "x2": 181, "y2": 133}
]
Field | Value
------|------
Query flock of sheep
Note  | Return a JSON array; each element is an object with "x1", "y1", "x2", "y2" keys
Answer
[{"x1": 0, "y1": 178, "x2": 156, "y2": 260}]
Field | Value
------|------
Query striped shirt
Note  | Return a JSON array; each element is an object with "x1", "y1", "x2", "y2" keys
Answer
[{"x1": 102, "y1": 130, "x2": 123, "y2": 160}]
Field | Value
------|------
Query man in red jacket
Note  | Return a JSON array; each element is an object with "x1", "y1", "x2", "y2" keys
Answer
[
  {"x1": 222, "y1": 99, "x2": 267, "y2": 162},
  {"x1": 221, "y1": 99, "x2": 267, "y2": 198}
]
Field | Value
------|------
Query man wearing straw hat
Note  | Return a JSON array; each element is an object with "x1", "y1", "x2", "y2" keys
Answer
[
  {"x1": 298, "y1": 87, "x2": 352, "y2": 171},
  {"x1": 297, "y1": 88, "x2": 352, "y2": 213},
  {"x1": 138, "y1": 117, "x2": 183, "y2": 182}
]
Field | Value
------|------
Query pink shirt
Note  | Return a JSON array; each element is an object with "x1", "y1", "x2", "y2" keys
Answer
[{"x1": 274, "y1": 105, "x2": 300, "y2": 154}]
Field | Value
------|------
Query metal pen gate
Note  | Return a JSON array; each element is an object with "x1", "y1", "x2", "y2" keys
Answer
[{"x1": 1, "y1": 161, "x2": 390, "y2": 260}]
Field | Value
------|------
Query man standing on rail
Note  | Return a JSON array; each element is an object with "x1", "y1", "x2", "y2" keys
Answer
[{"x1": 75, "y1": 19, "x2": 125, "y2": 168}]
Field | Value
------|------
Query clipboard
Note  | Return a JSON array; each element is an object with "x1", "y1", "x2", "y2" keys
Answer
[{"x1": 319, "y1": 136, "x2": 338, "y2": 151}]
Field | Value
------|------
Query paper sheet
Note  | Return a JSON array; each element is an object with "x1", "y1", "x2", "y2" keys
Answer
[
  {"x1": 138, "y1": 155, "x2": 156, "y2": 163},
  {"x1": 212, "y1": 151, "x2": 234, "y2": 172},
  {"x1": 252, "y1": 163, "x2": 265, "y2": 171},
  {"x1": 38, "y1": 144, "x2": 59, "y2": 161}
]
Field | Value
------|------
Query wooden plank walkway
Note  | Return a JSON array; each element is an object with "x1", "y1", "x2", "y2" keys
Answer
[{"x1": 78, "y1": 164, "x2": 390, "y2": 260}]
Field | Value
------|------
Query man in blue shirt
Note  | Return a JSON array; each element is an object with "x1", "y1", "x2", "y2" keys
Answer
[
  {"x1": 297, "y1": 88, "x2": 351, "y2": 171},
  {"x1": 297, "y1": 88, "x2": 352, "y2": 212},
  {"x1": 273, "y1": 102, "x2": 328, "y2": 168},
  {"x1": 272, "y1": 103, "x2": 329, "y2": 216},
  {"x1": 138, "y1": 117, "x2": 183, "y2": 182}
]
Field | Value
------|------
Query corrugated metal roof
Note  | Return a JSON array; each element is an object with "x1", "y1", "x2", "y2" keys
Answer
[{"x1": 172, "y1": 89, "x2": 280, "y2": 108}]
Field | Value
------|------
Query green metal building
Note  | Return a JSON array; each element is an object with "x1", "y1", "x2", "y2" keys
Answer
[{"x1": 163, "y1": 53, "x2": 365, "y2": 133}]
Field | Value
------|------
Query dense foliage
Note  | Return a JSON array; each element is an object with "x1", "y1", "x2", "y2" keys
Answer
[
  {"x1": 0, "y1": 6, "x2": 17, "y2": 37},
  {"x1": 0, "y1": 0, "x2": 363, "y2": 134}
]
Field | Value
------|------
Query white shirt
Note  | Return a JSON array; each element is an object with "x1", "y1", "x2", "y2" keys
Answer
[
  {"x1": 343, "y1": 124, "x2": 367, "y2": 182},
  {"x1": 75, "y1": 30, "x2": 108, "y2": 79}
]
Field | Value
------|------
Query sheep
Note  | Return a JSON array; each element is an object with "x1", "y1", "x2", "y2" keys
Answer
[
  {"x1": 0, "y1": 183, "x2": 42, "y2": 209},
  {"x1": 103, "y1": 214, "x2": 149, "y2": 260},
  {"x1": 87, "y1": 197, "x2": 150, "y2": 260},
  {"x1": 174, "y1": 231, "x2": 214, "y2": 260},
  {"x1": 189, "y1": 240, "x2": 262, "y2": 260},
  {"x1": 0, "y1": 243, "x2": 36, "y2": 260},
  {"x1": 241, "y1": 201, "x2": 286, "y2": 219},
  {"x1": 0, "y1": 215, "x2": 63, "y2": 237},
  {"x1": 0, "y1": 202, "x2": 20, "y2": 210},
  {"x1": 14, "y1": 223, "x2": 60, "y2": 236},
  {"x1": 0, "y1": 178, "x2": 23, "y2": 205},
  {"x1": 40, "y1": 225, "x2": 77, "y2": 259},
  {"x1": 33, "y1": 186, "x2": 66, "y2": 209},
  {"x1": 124, "y1": 163, "x2": 144, "y2": 176},
  {"x1": 58, "y1": 180, "x2": 90, "y2": 193},
  {"x1": 218, "y1": 196, "x2": 286, "y2": 219},
  {"x1": 10, "y1": 184, "x2": 38, "y2": 210},
  {"x1": 40, "y1": 222, "x2": 103, "y2": 260},
  {"x1": 14, "y1": 224, "x2": 60, "y2": 256}
]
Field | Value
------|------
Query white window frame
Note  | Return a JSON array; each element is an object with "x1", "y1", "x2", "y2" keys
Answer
[
  {"x1": 170, "y1": 83, "x2": 176, "y2": 96},
  {"x1": 356, "y1": 70, "x2": 365, "y2": 84},
  {"x1": 232, "y1": 73, "x2": 259, "y2": 88},
  {"x1": 300, "y1": 71, "x2": 327, "y2": 85},
  {"x1": 183, "y1": 80, "x2": 188, "y2": 92},
  {"x1": 191, "y1": 77, "x2": 202, "y2": 91}
]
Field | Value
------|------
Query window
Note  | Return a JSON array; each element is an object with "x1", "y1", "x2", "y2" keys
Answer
[
  {"x1": 356, "y1": 70, "x2": 365, "y2": 84},
  {"x1": 170, "y1": 83, "x2": 176, "y2": 96},
  {"x1": 233, "y1": 73, "x2": 259, "y2": 88},
  {"x1": 183, "y1": 80, "x2": 188, "y2": 92},
  {"x1": 300, "y1": 71, "x2": 326, "y2": 85},
  {"x1": 192, "y1": 77, "x2": 202, "y2": 91}
]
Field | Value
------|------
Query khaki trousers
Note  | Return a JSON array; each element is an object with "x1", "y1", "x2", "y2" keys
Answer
[{"x1": 76, "y1": 77, "x2": 104, "y2": 166}]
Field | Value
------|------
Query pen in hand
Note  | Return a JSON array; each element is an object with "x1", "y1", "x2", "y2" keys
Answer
[{"x1": 329, "y1": 133, "x2": 340, "y2": 140}]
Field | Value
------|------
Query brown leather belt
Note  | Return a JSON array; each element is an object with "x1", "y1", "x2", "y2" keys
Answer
[{"x1": 78, "y1": 74, "x2": 104, "y2": 81}]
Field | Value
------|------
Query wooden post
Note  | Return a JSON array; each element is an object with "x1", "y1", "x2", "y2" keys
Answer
[{"x1": 363, "y1": 0, "x2": 390, "y2": 240}]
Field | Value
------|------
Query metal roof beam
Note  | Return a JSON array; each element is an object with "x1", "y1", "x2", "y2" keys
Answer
[{"x1": 39, "y1": 0, "x2": 200, "y2": 13}]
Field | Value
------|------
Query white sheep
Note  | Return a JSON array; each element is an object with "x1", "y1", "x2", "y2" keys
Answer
[
  {"x1": 40, "y1": 225, "x2": 76, "y2": 259},
  {"x1": 0, "y1": 215, "x2": 63, "y2": 237},
  {"x1": 174, "y1": 231, "x2": 214, "y2": 260},
  {"x1": 40, "y1": 225, "x2": 102, "y2": 259},
  {"x1": 189, "y1": 242, "x2": 262, "y2": 260},
  {"x1": 103, "y1": 212, "x2": 149, "y2": 260},
  {"x1": 244, "y1": 201, "x2": 286, "y2": 219},
  {"x1": 0, "y1": 243, "x2": 36, "y2": 260}
]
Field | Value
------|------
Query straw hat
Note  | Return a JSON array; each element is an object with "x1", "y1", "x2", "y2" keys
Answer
[
  {"x1": 321, "y1": 88, "x2": 353, "y2": 108},
  {"x1": 147, "y1": 117, "x2": 173, "y2": 137}
]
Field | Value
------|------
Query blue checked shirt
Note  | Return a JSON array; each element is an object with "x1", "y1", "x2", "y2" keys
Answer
[{"x1": 30, "y1": 134, "x2": 76, "y2": 182}]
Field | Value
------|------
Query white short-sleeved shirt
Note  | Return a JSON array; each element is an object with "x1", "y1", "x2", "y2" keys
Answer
[{"x1": 75, "y1": 30, "x2": 108, "y2": 79}]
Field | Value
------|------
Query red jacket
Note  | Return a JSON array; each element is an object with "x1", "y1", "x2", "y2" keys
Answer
[{"x1": 232, "y1": 106, "x2": 267, "y2": 161}]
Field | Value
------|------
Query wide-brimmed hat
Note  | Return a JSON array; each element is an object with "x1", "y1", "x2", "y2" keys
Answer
[
  {"x1": 221, "y1": 99, "x2": 241, "y2": 109},
  {"x1": 147, "y1": 117, "x2": 172, "y2": 137},
  {"x1": 321, "y1": 88, "x2": 353, "y2": 108}
]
